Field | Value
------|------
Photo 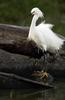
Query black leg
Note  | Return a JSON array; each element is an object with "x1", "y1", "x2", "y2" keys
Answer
[{"x1": 43, "y1": 52, "x2": 49, "y2": 72}]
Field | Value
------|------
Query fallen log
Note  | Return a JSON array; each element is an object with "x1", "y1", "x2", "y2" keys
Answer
[
  {"x1": 0, "y1": 24, "x2": 65, "y2": 89},
  {"x1": 0, "y1": 39, "x2": 43, "y2": 59},
  {"x1": 0, "y1": 24, "x2": 54, "y2": 89}
]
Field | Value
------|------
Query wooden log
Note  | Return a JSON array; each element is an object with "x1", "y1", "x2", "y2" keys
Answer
[
  {"x1": 0, "y1": 24, "x2": 64, "y2": 89},
  {"x1": 0, "y1": 39, "x2": 43, "y2": 59},
  {"x1": 0, "y1": 24, "x2": 54, "y2": 89}
]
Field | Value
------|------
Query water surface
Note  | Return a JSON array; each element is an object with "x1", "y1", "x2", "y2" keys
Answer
[{"x1": 0, "y1": 80, "x2": 65, "y2": 100}]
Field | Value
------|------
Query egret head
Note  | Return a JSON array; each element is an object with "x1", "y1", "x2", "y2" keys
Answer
[{"x1": 31, "y1": 7, "x2": 44, "y2": 18}]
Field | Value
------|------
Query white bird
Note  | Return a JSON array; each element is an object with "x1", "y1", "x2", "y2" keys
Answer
[
  {"x1": 28, "y1": 7, "x2": 65, "y2": 78},
  {"x1": 28, "y1": 7, "x2": 65, "y2": 53}
]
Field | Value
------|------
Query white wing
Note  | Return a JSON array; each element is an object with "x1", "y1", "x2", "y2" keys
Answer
[
  {"x1": 42, "y1": 22, "x2": 54, "y2": 29},
  {"x1": 35, "y1": 23, "x2": 64, "y2": 52}
]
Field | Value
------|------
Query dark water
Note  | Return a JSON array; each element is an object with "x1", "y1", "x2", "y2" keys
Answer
[{"x1": 0, "y1": 80, "x2": 65, "y2": 100}]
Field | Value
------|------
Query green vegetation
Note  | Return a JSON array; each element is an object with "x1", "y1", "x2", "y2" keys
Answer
[{"x1": 0, "y1": 0, "x2": 65, "y2": 35}]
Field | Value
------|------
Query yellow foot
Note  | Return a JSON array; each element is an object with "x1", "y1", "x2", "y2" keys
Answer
[{"x1": 32, "y1": 70, "x2": 49, "y2": 79}]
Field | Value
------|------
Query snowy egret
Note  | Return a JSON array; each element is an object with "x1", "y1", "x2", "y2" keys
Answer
[
  {"x1": 28, "y1": 7, "x2": 64, "y2": 53},
  {"x1": 28, "y1": 7, "x2": 65, "y2": 79}
]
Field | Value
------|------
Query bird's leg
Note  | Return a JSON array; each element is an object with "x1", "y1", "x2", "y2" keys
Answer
[
  {"x1": 52, "y1": 50, "x2": 60, "y2": 61},
  {"x1": 55, "y1": 50, "x2": 60, "y2": 59},
  {"x1": 40, "y1": 52, "x2": 49, "y2": 79},
  {"x1": 32, "y1": 52, "x2": 49, "y2": 80}
]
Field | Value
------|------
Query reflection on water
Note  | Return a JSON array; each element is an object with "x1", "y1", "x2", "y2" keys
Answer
[{"x1": 0, "y1": 80, "x2": 65, "y2": 100}]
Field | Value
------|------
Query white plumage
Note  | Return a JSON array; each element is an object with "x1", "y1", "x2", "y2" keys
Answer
[{"x1": 28, "y1": 7, "x2": 64, "y2": 53}]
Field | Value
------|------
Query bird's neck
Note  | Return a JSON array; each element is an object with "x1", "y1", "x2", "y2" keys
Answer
[
  {"x1": 28, "y1": 15, "x2": 39, "y2": 40},
  {"x1": 30, "y1": 15, "x2": 39, "y2": 29}
]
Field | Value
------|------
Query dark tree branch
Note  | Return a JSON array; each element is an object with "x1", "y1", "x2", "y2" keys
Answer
[{"x1": 0, "y1": 71, "x2": 54, "y2": 88}]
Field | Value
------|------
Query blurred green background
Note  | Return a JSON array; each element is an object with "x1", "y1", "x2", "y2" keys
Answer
[{"x1": 0, "y1": 0, "x2": 65, "y2": 35}]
